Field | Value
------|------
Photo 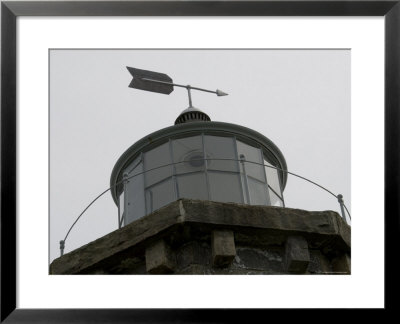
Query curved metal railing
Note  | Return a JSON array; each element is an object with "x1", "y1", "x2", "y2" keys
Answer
[{"x1": 58, "y1": 158, "x2": 351, "y2": 256}]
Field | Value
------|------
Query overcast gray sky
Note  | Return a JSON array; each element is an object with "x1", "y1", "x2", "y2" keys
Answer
[{"x1": 49, "y1": 49, "x2": 350, "y2": 264}]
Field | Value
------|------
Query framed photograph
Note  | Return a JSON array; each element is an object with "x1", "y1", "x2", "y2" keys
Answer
[{"x1": 1, "y1": 0, "x2": 398, "y2": 321}]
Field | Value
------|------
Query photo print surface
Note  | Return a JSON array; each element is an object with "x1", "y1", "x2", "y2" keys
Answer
[{"x1": 49, "y1": 49, "x2": 351, "y2": 273}]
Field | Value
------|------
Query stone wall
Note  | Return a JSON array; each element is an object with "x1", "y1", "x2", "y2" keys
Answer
[{"x1": 50, "y1": 199, "x2": 351, "y2": 275}]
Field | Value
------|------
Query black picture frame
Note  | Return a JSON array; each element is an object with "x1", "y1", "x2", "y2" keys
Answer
[{"x1": 1, "y1": 0, "x2": 398, "y2": 322}]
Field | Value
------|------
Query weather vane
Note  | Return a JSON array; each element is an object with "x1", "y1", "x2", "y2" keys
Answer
[{"x1": 126, "y1": 67, "x2": 228, "y2": 108}]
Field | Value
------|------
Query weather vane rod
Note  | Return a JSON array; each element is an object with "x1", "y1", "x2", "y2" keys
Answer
[{"x1": 126, "y1": 67, "x2": 228, "y2": 108}]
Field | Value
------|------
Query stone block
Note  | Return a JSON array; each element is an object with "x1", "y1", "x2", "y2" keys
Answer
[
  {"x1": 307, "y1": 250, "x2": 333, "y2": 274},
  {"x1": 284, "y1": 236, "x2": 310, "y2": 273},
  {"x1": 145, "y1": 240, "x2": 176, "y2": 274},
  {"x1": 234, "y1": 247, "x2": 284, "y2": 273},
  {"x1": 332, "y1": 253, "x2": 351, "y2": 274},
  {"x1": 212, "y1": 230, "x2": 236, "y2": 267},
  {"x1": 177, "y1": 241, "x2": 210, "y2": 270}
]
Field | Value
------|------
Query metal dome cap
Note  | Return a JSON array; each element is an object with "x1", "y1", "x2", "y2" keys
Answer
[{"x1": 174, "y1": 106, "x2": 211, "y2": 125}]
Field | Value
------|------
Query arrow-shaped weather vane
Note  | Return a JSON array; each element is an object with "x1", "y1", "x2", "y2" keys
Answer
[{"x1": 126, "y1": 67, "x2": 228, "y2": 108}]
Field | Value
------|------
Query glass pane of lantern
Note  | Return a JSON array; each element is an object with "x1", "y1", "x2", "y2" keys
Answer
[
  {"x1": 248, "y1": 177, "x2": 268, "y2": 205},
  {"x1": 269, "y1": 188, "x2": 283, "y2": 207},
  {"x1": 208, "y1": 171, "x2": 243, "y2": 203},
  {"x1": 237, "y1": 141, "x2": 265, "y2": 182},
  {"x1": 145, "y1": 178, "x2": 175, "y2": 213},
  {"x1": 125, "y1": 169, "x2": 146, "y2": 224},
  {"x1": 172, "y1": 136, "x2": 204, "y2": 174},
  {"x1": 177, "y1": 173, "x2": 208, "y2": 200},
  {"x1": 264, "y1": 159, "x2": 282, "y2": 198},
  {"x1": 144, "y1": 142, "x2": 173, "y2": 187},
  {"x1": 125, "y1": 155, "x2": 142, "y2": 176},
  {"x1": 204, "y1": 136, "x2": 238, "y2": 172}
]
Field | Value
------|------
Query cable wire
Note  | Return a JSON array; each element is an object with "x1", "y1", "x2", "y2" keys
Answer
[{"x1": 60, "y1": 158, "x2": 351, "y2": 254}]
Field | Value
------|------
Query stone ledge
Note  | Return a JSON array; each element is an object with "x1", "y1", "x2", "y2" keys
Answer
[{"x1": 50, "y1": 199, "x2": 350, "y2": 274}]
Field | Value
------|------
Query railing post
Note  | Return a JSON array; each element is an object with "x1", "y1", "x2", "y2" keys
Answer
[
  {"x1": 337, "y1": 194, "x2": 347, "y2": 224},
  {"x1": 59, "y1": 240, "x2": 65, "y2": 257}
]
